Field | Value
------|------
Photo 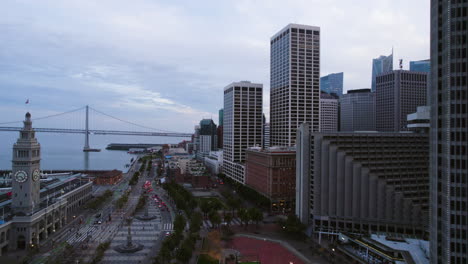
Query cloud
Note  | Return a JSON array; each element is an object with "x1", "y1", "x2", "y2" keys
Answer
[{"x1": 0, "y1": 0, "x2": 429, "y2": 130}]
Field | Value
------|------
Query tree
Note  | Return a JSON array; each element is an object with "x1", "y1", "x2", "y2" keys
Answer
[
  {"x1": 208, "y1": 210, "x2": 221, "y2": 229},
  {"x1": 157, "y1": 244, "x2": 171, "y2": 264},
  {"x1": 238, "y1": 208, "x2": 250, "y2": 229},
  {"x1": 174, "y1": 214, "x2": 186, "y2": 232},
  {"x1": 224, "y1": 213, "x2": 233, "y2": 227},
  {"x1": 248, "y1": 208, "x2": 263, "y2": 228},
  {"x1": 199, "y1": 199, "x2": 212, "y2": 219},
  {"x1": 281, "y1": 214, "x2": 306, "y2": 239}
]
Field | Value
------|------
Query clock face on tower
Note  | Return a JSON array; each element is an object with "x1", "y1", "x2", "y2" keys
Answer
[
  {"x1": 33, "y1": 169, "x2": 40, "y2": 181},
  {"x1": 14, "y1": 170, "x2": 28, "y2": 183}
]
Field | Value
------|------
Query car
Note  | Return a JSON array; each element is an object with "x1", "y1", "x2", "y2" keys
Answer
[
  {"x1": 95, "y1": 213, "x2": 102, "y2": 218},
  {"x1": 165, "y1": 231, "x2": 171, "y2": 236}
]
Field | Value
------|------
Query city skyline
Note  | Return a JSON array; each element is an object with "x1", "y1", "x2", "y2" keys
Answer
[{"x1": 0, "y1": 0, "x2": 430, "y2": 132}]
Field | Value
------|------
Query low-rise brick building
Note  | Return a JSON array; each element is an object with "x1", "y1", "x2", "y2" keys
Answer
[
  {"x1": 94, "y1": 170, "x2": 123, "y2": 185},
  {"x1": 245, "y1": 147, "x2": 296, "y2": 213}
]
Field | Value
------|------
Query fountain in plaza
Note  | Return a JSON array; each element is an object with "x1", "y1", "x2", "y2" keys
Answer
[
  {"x1": 114, "y1": 217, "x2": 144, "y2": 253},
  {"x1": 135, "y1": 195, "x2": 157, "y2": 221}
]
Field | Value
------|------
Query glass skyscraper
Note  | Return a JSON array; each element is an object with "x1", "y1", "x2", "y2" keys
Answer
[
  {"x1": 410, "y1": 59, "x2": 430, "y2": 73},
  {"x1": 320, "y1": 72, "x2": 343, "y2": 96},
  {"x1": 371, "y1": 53, "x2": 393, "y2": 92}
]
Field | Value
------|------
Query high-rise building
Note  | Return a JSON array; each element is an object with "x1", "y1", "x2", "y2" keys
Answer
[
  {"x1": 320, "y1": 72, "x2": 344, "y2": 96},
  {"x1": 376, "y1": 70, "x2": 428, "y2": 131},
  {"x1": 340, "y1": 89, "x2": 376, "y2": 131},
  {"x1": 270, "y1": 24, "x2": 320, "y2": 146},
  {"x1": 223, "y1": 81, "x2": 263, "y2": 183},
  {"x1": 197, "y1": 119, "x2": 217, "y2": 160},
  {"x1": 296, "y1": 123, "x2": 429, "y2": 237},
  {"x1": 371, "y1": 53, "x2": 393, "y2": 92},
  {"x1": 218, "y1": 109, "x2": 224, "y2": 126},
  {"x1": 410, "y1": 59, "x2": 431, "y2": 73},
  {"x1": 319, "y1": 92, "x2": 339, "y2": 132},
  {"x1": 263, "y1": 123, "x2": 270, "y2": 148},
  {"x1": 430, "y1": 2, "x2": 468, "y2": 263}
]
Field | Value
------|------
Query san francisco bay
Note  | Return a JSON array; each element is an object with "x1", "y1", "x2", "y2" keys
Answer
[{"x1": 0, "y1": 133, "x2": 185, "y2": 171}]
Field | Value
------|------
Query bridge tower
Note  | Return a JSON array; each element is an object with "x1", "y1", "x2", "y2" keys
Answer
[{"x1": 83, "y1": 105, "x2": 100, "y2": 152}]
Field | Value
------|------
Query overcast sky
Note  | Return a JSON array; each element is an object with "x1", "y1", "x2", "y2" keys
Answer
[{"x1": 0, "y1": 0, "x2": 429, "y2": 132}]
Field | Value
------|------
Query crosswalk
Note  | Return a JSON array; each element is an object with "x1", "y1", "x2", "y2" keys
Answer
[
  {"x1": 202, "y1": 217, "x2": 244, "y2": 228},
  {"x1": 66, "y1": 225, "x2": 98, "y2": 244},
  {"x1": 161, "y1": 223, "x2": 173, "y2": 231}
]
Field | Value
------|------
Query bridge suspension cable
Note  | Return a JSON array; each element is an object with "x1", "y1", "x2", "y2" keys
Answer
[
  {"x1": 88, "y1": 106, "x2": 180, "y2": 134},
  {"x1": 0, "y1": 106, "x2": 86, "y2": 125}
]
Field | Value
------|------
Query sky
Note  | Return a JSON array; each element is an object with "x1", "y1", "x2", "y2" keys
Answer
[{"x1": 0, "y1": 0, "x2": 430, "y2": 133}]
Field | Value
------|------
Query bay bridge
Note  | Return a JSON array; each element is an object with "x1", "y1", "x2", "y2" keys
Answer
[{"x1": 0, "y1": 106, "x2": 192, "y2": 151}]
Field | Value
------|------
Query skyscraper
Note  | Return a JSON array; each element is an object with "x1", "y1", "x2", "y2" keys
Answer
[
  {"x1": 223, "y1": 81, "x2": 263, "y2": 183},
  {"x1": 430, "y1": 1, "x2": 468, "y2": 263},
  {"x1": 218, "y1": 109, "x2": 224, "y2": 126},
  {"x1": 376, "y1": 70, "x2": 428, "y2": 132},
  {"x1": 270, "y1": 24, "x2": 320, "y2": 146},
  {"x1": 320, "y1": 72, "x2": 344, "y2": 96},
  {"x1": 371, "y1": 53, "x2": 393, "y2": 92},
  {"x1": 197, "y1": 119, "x2": 217, "y2": 160},
  {"x1": 319, "y1": 92, "x2": 339, "y2": 132},
  {"x1": 410, "y1": 59, "x2": 431, "y2": 73},
  {"x1": 340, "y1": 89, "x2": 376, "y2": 131}
]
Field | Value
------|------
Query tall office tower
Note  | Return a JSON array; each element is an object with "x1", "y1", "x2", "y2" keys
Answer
[
  {"x1": 223, "y1": 81, "x2": 263, "y2": 183},
  {"x1": 263, "y1": 123, "x2": 270, "y2": 148},
  {"x1": 410, "y1": 59, "x2": 431, "y2": 73},
  {"x1": 376, "y1": 70, "x2": 428, "y2": 132},
  {"x1": 296, "y1": 123, "x2": 429, "y2": 237},
  {"x1": 270, "y1": 24, "x2": 320, "y2": 147},
  {"x1": 340, "y1": 89, "x2": 376, "y2": 131},
  {"x1": 320, "y1": 72, "x2": 344, "y2": 96},
  {"x1": 371, "y1": 53, "x2": 393, "y2": 92},
  {"x1": 430, "y1": 1, "x2": 468, "y2": 263},
  {"x1": 319, "y1": 92, "x2": 339, "y2": 132},
  {"x1": 218, "y1": 109, "x2": 224, "y2": 126},
  {"x1": 197, "y1": 119, "x2": 217, "y2": 160}
]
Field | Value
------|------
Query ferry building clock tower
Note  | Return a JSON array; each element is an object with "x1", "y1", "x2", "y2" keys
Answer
[{"x1": 11, "y1": 112, "x2": 41, "y2": 215}]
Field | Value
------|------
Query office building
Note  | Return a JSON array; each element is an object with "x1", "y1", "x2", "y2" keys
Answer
[
  {"x1": 263, "y1": 123, "x2": 270, "y2": 148},
  {"x1": 198, "y1": 119, "x2": 217, "y2": 153},
  {"x1": 407, "y1": 106, "x2": 430, "y2": 134},
  {"x1": 371, "y1": 53, "x2": 393, "y2": 92},
  {"x1": 410, "y1": 59, "x2": 431, "y2": 73},
  {"x1": 376, "y1": 70, "x2": 428, "y2": 131},
  {"x1": 218, "y1": 109, "x2": 224, "y2": 126},
  {"x1": 270, "y1": 24, "x2": 320, "y2": 146},
  {"x1": 340, "y1": 89, "x2": 376, "y2": 131},
  {"x1": 296, "y1": 123, "x2": 429, "y2": 237},
  {"x1": 320, "y1": 72, "x2": 344, "y2": 96},
  {"x1": 223, "y1": 81, "x2": 263, "y2": 183},
  {"x1": 319, "y1": 92, "x2": 339, "y2": 132},
  {"x1": 0, "y1": 113, "x2": 92, "y2": 254},
  {"x1": 218, "y1": 108, "x2": 224, "y2": 149},
  {"x1": 430, "y1": 2, "x2": 468, "y2": 263},
  {"x1": 245, "y1": 147, "x2": 296, "y2": 213}
]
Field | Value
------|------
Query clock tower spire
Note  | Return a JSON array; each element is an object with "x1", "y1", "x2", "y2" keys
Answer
[{"x1": 11, "y1": 112, "x2": 41, "y2": 215}]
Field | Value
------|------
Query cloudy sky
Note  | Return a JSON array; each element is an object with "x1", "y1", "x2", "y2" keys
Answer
[{"x1": 0, "y1": 0, "x2": 429, "y2": 133}]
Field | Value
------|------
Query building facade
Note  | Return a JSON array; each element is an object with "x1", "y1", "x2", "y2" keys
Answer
[
  {"x1": 263, "y1": 122, "x2": 270, "y2": 148},
  {"x1": 376, "y1": 70, "x2": 428, "y2": 131},
  {"x1": 320, "y1": 72, "x2": 343, "y2": 96},
  {"x1": 319, "y1": 92, "x2": 339, "y2": 132},
  {"x1": 245, "y1": 147, "x2": 296, "y2": 213},
  {"x1": 340, "y1": 89, "x2": 376, "y2": 131},
  {"x1": 94, "y1": 170, "x2": 123, "y2": 185},
  {"x1": 430, "y1": 1, "x2": 468, "y2": 263},
  {"x1": 371, "y1": 53, "x2": 393, "y2": 92},
  {"x1": 410, "y1": 59, "x2": 431, "y2": 73},
  {"x1": 0, "y1": 113, "x2": 92, "y2": 255},
  {"x1": 270, "y1": 23, "x2": 320, "y2": 146},
  {"x1": 223, "y1": 81, "x2": 263, "y2": 183},
  {"x1": 296, "y1": 123, "x2": 429, "y2": 237}
]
